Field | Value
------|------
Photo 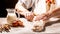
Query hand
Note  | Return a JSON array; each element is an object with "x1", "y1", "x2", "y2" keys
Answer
[
  {"x1": 24, "y1": 12, "x2": 34, "y2": 21},
  {"x1": 33, "y1": 13, "x2": 50, "y2": 21}
]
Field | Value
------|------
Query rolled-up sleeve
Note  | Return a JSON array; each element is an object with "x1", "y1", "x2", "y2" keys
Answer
[{"x1": 15, "y1": 0, "x2": 23, "y2": 9}]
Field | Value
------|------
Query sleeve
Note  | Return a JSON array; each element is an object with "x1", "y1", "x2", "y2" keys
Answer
[
  {"x1": 15, "y1": 0, "x2": 24, "y2": 10},
  {"x1": 16, "y1": 0, "x2": 23, "y2": 5},
  {"x1": 15, "y1": 0, "x2": 29, "y2": 14}
]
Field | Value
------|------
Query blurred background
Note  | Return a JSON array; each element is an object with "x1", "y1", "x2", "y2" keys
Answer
[
  {"x1": 0, "y1": 0, "x2": 18, "y2": 17},
  {"x1": 4, "y1": 0, "x2": 18, "y2": 8}
]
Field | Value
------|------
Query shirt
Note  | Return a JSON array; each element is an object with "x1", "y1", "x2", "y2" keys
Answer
[
  {"x1": 17, "y1": 0, "x2": 36, "y2": 9},
  {"x1": 16, "y1": 0, "x2": 47, "y2": 15},
  {"x1": 16, "y1": 0, "x2": 60, "y2": 15}
]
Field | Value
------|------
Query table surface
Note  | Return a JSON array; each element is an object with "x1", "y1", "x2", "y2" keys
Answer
[{"x1": 0, "y1": 18, "x2": 60, "y2": 34}]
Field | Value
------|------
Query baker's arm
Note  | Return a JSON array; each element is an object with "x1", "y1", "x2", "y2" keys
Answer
[
  {"x1": 49, "y1": 7, "x2": 60, "y2": 17},
  {"x1": 15, "y1": 1, "x2": 34, "y2": 21}
]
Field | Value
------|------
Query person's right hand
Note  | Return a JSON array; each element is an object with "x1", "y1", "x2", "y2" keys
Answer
[{"x1": 24, "y1": 12, "x2": 34, "y2": 21}]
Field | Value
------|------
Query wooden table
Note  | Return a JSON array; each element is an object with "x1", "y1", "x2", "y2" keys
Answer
[{"x1": 0, "y1": 18, "x2": 60, "y2": 34}]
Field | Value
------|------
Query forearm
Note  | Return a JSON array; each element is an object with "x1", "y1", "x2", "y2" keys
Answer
[
  {"x1": 41, "y1": 7, "x2": 60, "y2": 21},
  {"x1": 47, "y1": 7, "x2": 60, "y2": 18}
]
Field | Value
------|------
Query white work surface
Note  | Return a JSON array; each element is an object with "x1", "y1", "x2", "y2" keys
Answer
[{"x1": 0, "y1": 18, "x2": 60, "y2": 34}]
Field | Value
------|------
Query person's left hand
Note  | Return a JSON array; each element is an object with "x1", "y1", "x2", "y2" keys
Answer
[{"x1": 33, "y1": 13, "x2": 49, "y2": 21}]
